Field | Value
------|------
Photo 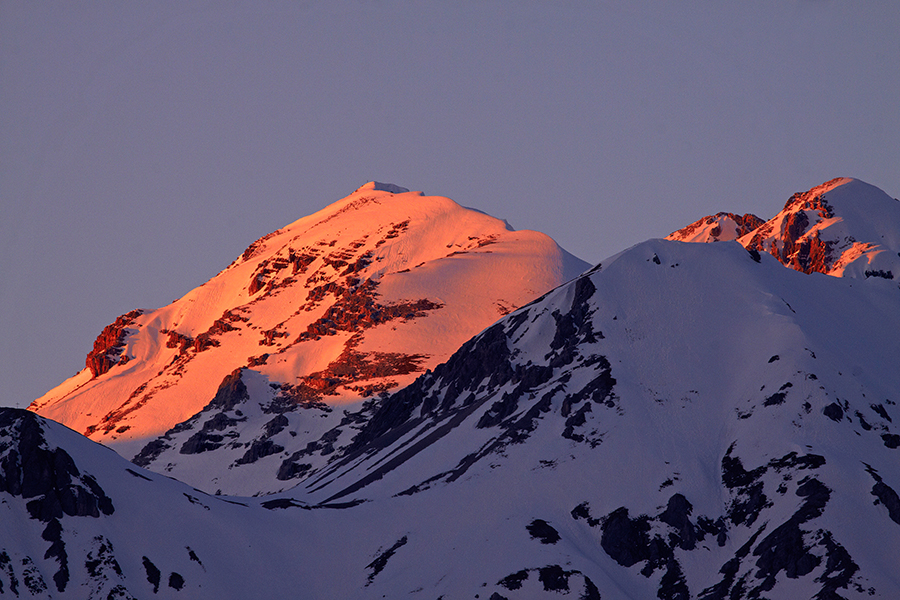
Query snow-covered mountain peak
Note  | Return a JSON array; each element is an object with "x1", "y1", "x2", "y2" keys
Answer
[
  {"x1": 29, "y1": 184, "x2": 588, "y2": 459},
  {"x1": 741, "y1": 177, "x2": 900, "y2": 278},
  {"x1": 197, "y1": 234, "x2": 897, "y2": 598},
  {"x1": 781, "y1": 176, "x2": 853, "y2": 210},
  {"x1": 357, "y1": 181, "x2": 412, "y2": 194},
  {"x1": 669, "y1": 177, "x2": 900, "y2": 280}
]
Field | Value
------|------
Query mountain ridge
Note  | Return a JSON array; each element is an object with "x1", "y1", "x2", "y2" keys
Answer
[
  {"x1": 7, "y1": 177, "x2": 900, "y2": 598},
  {"x1": 6, "y1": 233, "x2": 900, "y2": 598},
  {"x1": 668, "y1": 177, "x2": 900, "y2": 279}
]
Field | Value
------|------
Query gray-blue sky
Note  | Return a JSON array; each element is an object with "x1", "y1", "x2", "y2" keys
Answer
[{"x1": 2, "y1": 1, "x2": 899, "y2": 408}]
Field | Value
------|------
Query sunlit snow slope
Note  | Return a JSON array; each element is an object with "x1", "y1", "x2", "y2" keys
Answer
[{"x1": 29, "y1": 182, "x2": 587, "y2": 459}]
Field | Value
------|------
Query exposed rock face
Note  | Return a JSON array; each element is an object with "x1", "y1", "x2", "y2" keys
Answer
[
  {"x1": 84, "y1": 309, "x2": 143, "y2": 377},
  {"x1": 0, "y1": 408, "x2": 116, "y2": 593},
  {"x1": 295, "y1": 278, "x2": 443, "y2": 344},
  {"x1": 132, "y1": 369, "x2": 250, "y2": 464},
  {"x1": 0, "y1": 409, "x2": 114, "y2": 522},
  {"x1": 282, "y1": 341, "x2": 430, "y2": 405},
  {"x1": 568, "y1": 441, "x2": 856, "y2": 599},
  {"x1": 668, "y1": 212, "x2": 764, "y2": 243},
  {"x1": 207, "y1": 368, "x2": 250, "y2": 412},
  {"x1": 741, "y1": 181, "x2": 840, "y2": 274},
  {"x1": 526, "y1": 519, "x2": 561, "y2": 545},
  {"x1": 495, "y1": 565, "x2": 602, "y2": 598}
]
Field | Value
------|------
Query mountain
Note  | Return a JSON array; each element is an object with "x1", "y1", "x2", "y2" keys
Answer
[
  {"x1": 5, "y1": 231, "x2": 900, "y2": 598},
  {"x1": 668, "y1": 177, "x2": 900, "y2": 279},
  {"x1": 29, "y1": 182, "x2": 587, "y2": 472},
  {"x1": 8, "y1": 177, "x2": 900, "y2": 598},
  {"x1": 276, "y1": 236, "x2": 900, "y2": 598}
]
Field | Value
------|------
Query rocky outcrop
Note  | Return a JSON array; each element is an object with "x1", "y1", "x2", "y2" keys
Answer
[
  {"x1": 84, "y1": 310, "x2": 143, "y2": 377},
  {"x1": 0, "y1": 409, "x2": 117, "y2": 594},
  {"x1": 565, "y1": 447, "x2": 859, "y2": 600},
  {"x1": 295, "y1": 278, "x2": 443, "y2": 344},
  {"x1": 742, "y1": 189, "x2": 838, "y2": 274},
  {"x1": 132, "y1": 369, "x2": 250, "y2": 463},
  {"x1": 0, "y1": 409, "x2": 115, "y2": 522},
  {"x1": 668, "y1": 212, "x2": 764, "y2": 243}
]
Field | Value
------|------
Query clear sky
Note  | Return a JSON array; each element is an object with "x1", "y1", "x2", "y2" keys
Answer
[{"x1": 2, "y1": 1, "x2": 899, "y2": 409}]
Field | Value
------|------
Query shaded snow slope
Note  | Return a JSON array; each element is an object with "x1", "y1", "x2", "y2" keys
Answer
[
  {"x1": 6, "y1": 236, "x2": 900, "y2": 599},
  {"x1": 0, "y1": 408, "x2": 311, "y2": 599},
  {"x1": 668, "y1": 178, "x2": 900, "y2": 280},
  {"x1": 30, "y1": 183, "x2": 587, "y2": 457},
  {"x1": 288, "y1": 238, "x2": 898, "y2": 598}
]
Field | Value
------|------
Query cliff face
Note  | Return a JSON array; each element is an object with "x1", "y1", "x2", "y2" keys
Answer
[
  {"x1": 740, "y1": 177, "x2": 844, "y2": 275},
  {"x1": 84, "y1": 310, "x2": 144, "y2": 377}
]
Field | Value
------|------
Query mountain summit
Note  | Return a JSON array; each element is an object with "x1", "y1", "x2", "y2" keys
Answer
[
  {"x1": 669, "y1": 177, "x2": 900, "y2": 279},
  {"x1": 29, "y1": 183, "x2": 587, "y2": 459}
]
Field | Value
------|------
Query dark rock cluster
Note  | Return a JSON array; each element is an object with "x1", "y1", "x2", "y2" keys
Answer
[
  {"x1": 494, "y1": 565, "x2": 601, "y2": 599},
  {"x1": 743, "y1": 182, "x2": 841, "y2": 275},
  {"x1": 0, "y1": 409, "x2": 117, "y2": 593},
  {"x1": 565, "y1": 443, "x2": 863, "y2": 600},
  {"x1": 85, "y1": 309, "x2": 144, "y2": 377}
]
